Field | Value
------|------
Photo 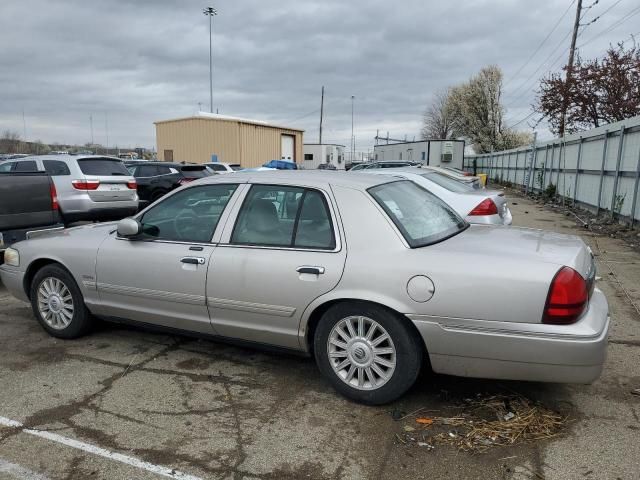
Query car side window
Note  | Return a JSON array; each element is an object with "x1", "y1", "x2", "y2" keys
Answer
[
  {"x1": 0, "y1": 162, "x2": 14, "y2": 172},
  {"x1": 139, "y1": 184, "x2": 238, "y2": 243},
  {"x1": 156, "y1": 166, "x2": 171, "y2": 175},
  {"x1": 231, "y1": 185, "x2": 335, "y2": 250},
  {"x1": 210, "y1": 164, "x2": 225, "y2": 171},
  {"x1": 43, "y1": 160, "x2": 71, "y2": 176},
  {"x1": 138, "y1": 165, "x2": 159, "y2": 177},
  {"x1": 13, "y1": 161, "x2": 38, "y2": 172}
]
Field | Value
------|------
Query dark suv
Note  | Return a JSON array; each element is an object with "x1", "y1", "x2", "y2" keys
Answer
[{"x1": 126, "y1": 162, "x2": 213, "y2": 208}]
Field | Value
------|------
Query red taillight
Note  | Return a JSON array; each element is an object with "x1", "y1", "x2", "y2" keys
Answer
[
  {"x1": 543, "y1": 267, "x2": 588, "y2": 325},
  {"x1": 178, "y1": 178, "x2": 193, "y2": 185},
  {"x1": 72, "y1": 179, "x2": 100, "y2": 190},
  {"x1": 468, "y1": 198, "x2": 498, "y2": 216},
  {"x1": 463, "y1": 172, "x2": 472, "y2": 176},
  {"x1": 127, "y1": 180, "x2": 137, "y2": 189},
  {"x1": 50, "y1": 183, "x2": 59, "y2": 211}
]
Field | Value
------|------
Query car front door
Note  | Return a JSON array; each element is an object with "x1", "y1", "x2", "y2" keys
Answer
[
  {"x1": 94, "y1": 183, "x2": 241, "y2": 334},
  {"x1": 207, "y1": 183, "x2": 347, "y2": 349}
]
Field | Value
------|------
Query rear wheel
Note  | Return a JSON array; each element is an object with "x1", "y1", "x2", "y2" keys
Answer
[
  {"x1": 314, "y1": 302, "x2": 422, "y2": 405},
  {"x1": 30, "y1": 264, "x2": 93, "y2": 339}
]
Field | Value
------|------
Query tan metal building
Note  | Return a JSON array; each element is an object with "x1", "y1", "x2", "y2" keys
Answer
[{"x1": 154, "y1": 113, "x2": 304, "y2": 168}]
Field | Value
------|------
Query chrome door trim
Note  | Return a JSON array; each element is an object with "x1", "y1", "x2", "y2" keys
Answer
[
  {"x1": 97, "y1": 282, "x2": 206, "y2": 305},
  {"x1": 207, "y1": 296, "x2": 296, "y2": 317}
]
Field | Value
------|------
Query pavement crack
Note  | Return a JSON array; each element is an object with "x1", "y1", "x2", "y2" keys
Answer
[{"x1": 220, "y1": 370, "x2": 247, "y2": 480}]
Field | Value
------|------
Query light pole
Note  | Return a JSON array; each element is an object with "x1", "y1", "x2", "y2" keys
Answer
[
  {"x1": 351, "y1": 95, "x2": 355, "y2": 163},
  {"x1": 203, "y1": 7, "x2": 217, "y2": 114}
]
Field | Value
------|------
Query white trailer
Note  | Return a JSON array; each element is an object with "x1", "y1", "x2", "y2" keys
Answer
[
  {"x1": 373, "y1": 139, "x2": 465, "y2": 169},
  {"x1": 303, "y1": 144, "x2": 346, "y2": 170}
]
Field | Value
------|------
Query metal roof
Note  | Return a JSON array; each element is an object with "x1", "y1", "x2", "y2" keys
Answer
[{"x1": 154, "y1": 112, "x2": 304, "y2": 132}]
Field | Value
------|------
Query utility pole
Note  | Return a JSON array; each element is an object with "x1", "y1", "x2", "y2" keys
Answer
[
  {"x1": 105, "y1": 112, "x2": 109, "y2": 152},
  {"x1": 319, "y1": 86, "x2": 324, "y2": 144},
  {"x1": 559, "y1": 0, "x2": 582, "y2": 137},
  {"x1": 351, "y1": 95, "x2": 355, "y2": 163},
  {"x1": 90, "y1": 114, "x2": 94, "y2": 145},
  {"x1": 203, "y1": 7, "x2": 217, "y2": 114}
]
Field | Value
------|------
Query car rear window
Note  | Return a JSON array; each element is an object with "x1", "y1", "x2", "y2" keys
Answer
[
  {"x1": 369, "y1": 180, "x2": 467, "y2": 248},
  {"x1": 180, "y1": 166, "x2": 211, "y2": 178},
  {"x1": 421, "y1": 172, "x2": 474, "y2": 193},
  {"x1": 78, "y1": 158, "x2": 130, "y2": 176},
  {"x1": 230, "y1": 164, "x2": 242, "y2": 171}
]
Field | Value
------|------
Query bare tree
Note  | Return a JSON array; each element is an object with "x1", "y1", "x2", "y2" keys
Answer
[
  {"x1": 0, "y1": 130, "x2": 22, "y2": 154},
  {"x1": 421, "y1": 89, "x2": 455, "y2": 139},
  {"x1": 536, "y1": 43, "x2": 640, "y2": 135}
]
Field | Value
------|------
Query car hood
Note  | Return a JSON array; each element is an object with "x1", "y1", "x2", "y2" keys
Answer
[{"x1": 12, "y1": 222, "x2": 116, "y2": 255}]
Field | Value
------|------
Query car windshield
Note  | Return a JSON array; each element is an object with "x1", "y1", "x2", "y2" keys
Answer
[
  {"x1": 368, "y1": 180, "x2": 467, "y2": 248},
  {"x1": 78, "y1": 158, "x2": 130, "y2": 176},
  {"x1": 421, "y1": 172, "x2": 475, "y2": 193},
  {"x1": 180, "y1": 166, "x2": 211, "y2": 178}
]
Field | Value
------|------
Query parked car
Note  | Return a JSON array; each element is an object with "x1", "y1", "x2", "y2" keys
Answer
[
  {"x1": 125, "y1": 162, "x2": 184, "y2": 209},
  {"x1": 0, "y1": 172, "x2": 64, "y2": 252},
  {"x1": 349, "y1": 161, "x2": 415, "y2": 171},
  {"x1": 262, "y1": 160, "x2": 298, "y2": 170},
  {"x1": 0, "y1": 171, "x2": 608, "y2": 405},
  {"x1": 317, "y1": 163, "x2": 337, "y2": 170},
  {"x1": 368, "y1": 168, "x2": 512, "y2": 225},
  {"x1": 422, "y1": 165, "x2": 483, "y2": 189},
  {"x1": 0, "y1": 155, "x2": 138, "y2": 224},
  {"x1": 204, "y1": 162, "x2": 242, "y2": 173}
]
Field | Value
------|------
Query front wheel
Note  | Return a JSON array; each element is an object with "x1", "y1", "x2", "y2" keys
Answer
[
  {"x1": 314, "y1": 302, "x2": 423, "y2": 405},
  {"x1": 30, "y1": 264, "x2": 93, "y2": 339}
]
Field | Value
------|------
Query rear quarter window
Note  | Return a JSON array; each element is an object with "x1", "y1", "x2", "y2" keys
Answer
[
  {"x1": 43, "y1": 160, "x2": 71, "y2": 176},
  {"x1": 77, "y1": 158, "x2": 130, "y2": 176}
]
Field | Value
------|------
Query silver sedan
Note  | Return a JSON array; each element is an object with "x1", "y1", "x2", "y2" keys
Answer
[
  {"x1": 367, "y1": 167, "x2": 512, "y2": 225},
  {"x1": 0, "y1": 171, "x2": 609, "y2": 404}
]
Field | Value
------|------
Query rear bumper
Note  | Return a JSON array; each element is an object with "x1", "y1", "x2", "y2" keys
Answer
[
  {"x1": 62, "y1": 203, "x2": 139, "y2": 222},
  {"x1": 408, "y1": 288, "x2": 609, "y2": 384}
]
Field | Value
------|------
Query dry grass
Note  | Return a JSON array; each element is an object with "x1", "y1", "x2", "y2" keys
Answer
[{"x1": 405, "y1": 393, "x2": 567, "y2": 453}]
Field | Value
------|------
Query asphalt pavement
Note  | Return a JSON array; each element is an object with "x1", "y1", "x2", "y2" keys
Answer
[{"x1": 0, "y1": 190, "x2": 638, "y2": 480}]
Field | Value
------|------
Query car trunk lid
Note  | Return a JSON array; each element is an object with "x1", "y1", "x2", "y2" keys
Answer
[{"x1": 77, "y1": 158, "x2": 137, "y2": 202}]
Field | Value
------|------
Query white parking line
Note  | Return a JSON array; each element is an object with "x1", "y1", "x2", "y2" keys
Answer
[
  {"x1": 0, "y1": 458, "x2": 51, "y2": 480},
  {"x1": 0, "y1": 416, "x2": 203, "y2": 480}
]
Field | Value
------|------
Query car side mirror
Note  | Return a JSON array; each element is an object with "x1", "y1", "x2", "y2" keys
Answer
[{"x1": 117, "y1": 217, "x2": 142, "y2": 238}]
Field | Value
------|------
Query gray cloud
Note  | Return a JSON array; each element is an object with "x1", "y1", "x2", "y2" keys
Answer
[{"x1": 1, "y1": 0, "x2": 635, "y2": 150}]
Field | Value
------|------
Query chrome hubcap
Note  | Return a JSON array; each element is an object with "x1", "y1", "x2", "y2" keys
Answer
[
  {"x1": 327, "y1": 316, "x2": 396, "y2": 391},
  {"x1": 37, "y1": 277, "x2": 74, "y2": 330}
]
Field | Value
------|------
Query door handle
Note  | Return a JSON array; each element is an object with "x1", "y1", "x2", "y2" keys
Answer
[
  {"x1": 181, "y1": 256, "x2": 205, "y2": 265},
  {"x1": 296, "y1": 266, "x2": 325, "y2": 275}
]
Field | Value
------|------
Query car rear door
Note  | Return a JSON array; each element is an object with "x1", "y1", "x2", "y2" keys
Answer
[
  {"x1": 76, "y1": 157, "x2": 137, "y2": 202},
  {"x1": 207, "y1": 183, "x2": 347, "y2": 349}
]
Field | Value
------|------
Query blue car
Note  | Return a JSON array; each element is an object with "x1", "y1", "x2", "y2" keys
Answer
[{"x1": 262, "y1": 160, "x2": 298, "y2": 170}]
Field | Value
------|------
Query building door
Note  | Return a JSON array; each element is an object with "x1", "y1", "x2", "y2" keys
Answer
[
  {"x1": 164, "y1": 149, "x2": 173, "y2": 162},
  {"x1": 281, "y1": 135, "x2": 294, "y2": 161}
]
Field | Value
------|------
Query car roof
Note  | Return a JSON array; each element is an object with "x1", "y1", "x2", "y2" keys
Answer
[
  {"x1": 11, "y1": 154, "x2": 123, "y2": 162},
  {"x1": 196, "y1": 170, "x2": 400, "y2": 190}
]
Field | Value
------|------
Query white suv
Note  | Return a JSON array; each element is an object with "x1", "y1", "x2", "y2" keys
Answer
[
  {"x1": 0, "y1": 155, "x2": 139, "y2": 223},
  {"x1": 204, "y1": 162, "x2": 241, "y2": 173}
]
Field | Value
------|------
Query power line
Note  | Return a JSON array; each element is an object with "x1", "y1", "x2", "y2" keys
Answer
[
  {"x1": 504, "y1": 0, "x2": 576, "y2": 87},
  {"x1": 285, "y1": 109, "x2": 320, "y2": 124},
  {"x1": 578, "y1": 4, "x2": 640, "y2": 47}
]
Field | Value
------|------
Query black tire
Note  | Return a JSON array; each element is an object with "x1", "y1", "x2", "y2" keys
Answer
[
  {"x1": 29, "y1": 264, "x2": 93, "y2": 339},
  {"x1": 314, "y1": 302, "x2": 423, "y2": 405}
]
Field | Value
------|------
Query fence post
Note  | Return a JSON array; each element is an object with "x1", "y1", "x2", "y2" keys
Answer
[
  {"x1": 573, "y1": 136, "x2": 583, "y2": 207},
  {"x1": 546, "y1": 143, "x2": 555, "y2": 192},
  {"x1": 630, "y1": 145, "x2": 640, "y2": 229},
  {"x1": 596, "y1": 130, "x2": 609, "y2": 216},
  {"x1": 528, "y1": 144, "x2": 538, "y2": 194},
  {"x1": 610, "y1": 125, "x2": 626, "y2": 219},
  {"x1": 556, "y1": 139, "x2": 564, "y2": 202}
]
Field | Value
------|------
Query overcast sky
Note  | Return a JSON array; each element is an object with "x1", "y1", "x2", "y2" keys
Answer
[{"x1": 1, "y1": 0, "x2": 638, "y2": 151}]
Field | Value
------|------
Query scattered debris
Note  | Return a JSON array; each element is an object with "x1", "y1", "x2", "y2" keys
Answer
[
  {"x1": 397, "y1": 393, "x2": 567, "y2": 453},
  {"x1": 416, "y1": 417, "x2": 434, "y2": 425},
  {"x1": 403, "y1": 426, "x2": 416, "y2": 432},
  {"x1": 631, "y1": 388, "x2": 640, "y2": 396}
]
